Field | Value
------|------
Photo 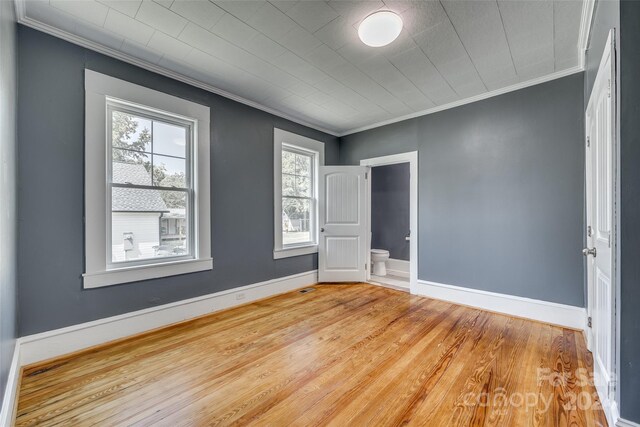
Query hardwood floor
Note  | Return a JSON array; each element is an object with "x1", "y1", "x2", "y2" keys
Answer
[{"x1": 15, "y1": 283, "x2": 607, "y2": 426}]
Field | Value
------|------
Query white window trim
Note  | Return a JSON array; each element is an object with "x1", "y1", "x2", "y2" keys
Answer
[
  {"x1": 84, "y1": 70, "x2": 212, "y2": 288},
  {"x1": 273, "y1": 128, "x2": 324, "y2": 259}
]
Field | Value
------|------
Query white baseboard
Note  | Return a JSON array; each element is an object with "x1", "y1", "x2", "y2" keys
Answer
[
  {"x1": 3, "y1": 273, "x2": 632, "y2": 427},
  {"x1": 0, "y1": 343, "x2": 20, "y2": 427},
  {"x1": 387, "y1": 258, "x2": 409, "y2": 278},
  {"x1": 416, "y1": 280, "x2": 586, "y2": 330},
  {"x1": 616, "y1": 408, "x2": 640, "y2": 427},
  {"x1": 598, "y1": 386, "x2": 621, "y2": 427},
  {"x1": 19, "y1": 270, "x2": 317, "y2": 366},
  {"x1": 2, "y1": 271, "x2": 317, "y2": 426}
]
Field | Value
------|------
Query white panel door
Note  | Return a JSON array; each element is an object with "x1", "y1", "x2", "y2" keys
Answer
[
  {"x1": 585, "y1": 29, "x2": 616, "y2": 414},
  {"x1": 318, "y1": 166, "x2": 367, "y2": 282}
]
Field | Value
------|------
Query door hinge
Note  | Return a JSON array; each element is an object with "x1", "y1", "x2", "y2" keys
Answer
[
  {"x1": 608, "y1": 79, "x2": 611, "y2": 98},
  {"x1": 365, "y1": 263, "x2": 368, "y2": 270},
  {"x1": 588, "y1": 316, "x2": 592, "y2": 328},
  {"x1": 587, "y1": 136, "x2": 591, "y2": 147},
  {"x1": 587, "y1": 225, "x2": 592, "y2": 237},
  {"x1": 365, "y1": 172, "x2": 368, "y2": 179}
]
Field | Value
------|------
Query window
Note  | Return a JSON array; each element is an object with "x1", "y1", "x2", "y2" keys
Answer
[
  {"x1": 274, "y1": 128, "x2": 324, "y2": 259},
  {"x1": 84, "y1": 70, "x2": 211, "y2": 288},
  {"x1": 108, "y1": 103, "x2": 192, "y2": 265},
  {"x1": 282, "y1": 147, "x2": 314, "y2": 246}
]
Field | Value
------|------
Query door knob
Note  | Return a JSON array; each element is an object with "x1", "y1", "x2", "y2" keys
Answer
[
  {"x1": 320, "y1": 228, "x2": 325, "y2": 232},
  {"x1": 582, "y1": 247, "x2": 597, "y2": 257}
]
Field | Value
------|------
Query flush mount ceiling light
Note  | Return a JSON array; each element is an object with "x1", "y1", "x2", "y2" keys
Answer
[{"x1": 358, "y1": 11, "x2": 403, "y2": 47}]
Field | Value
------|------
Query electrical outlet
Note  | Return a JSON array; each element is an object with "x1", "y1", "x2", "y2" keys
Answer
[{"x1": 236, "y1": 292, "x2": 245, "y2": 300}]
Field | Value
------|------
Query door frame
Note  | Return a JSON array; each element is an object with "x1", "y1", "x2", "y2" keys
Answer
[
  {"x1": 360, "y1": 151, "x2": 418, "y2": 293},
  {"x1": 585, "y1": 28, "x2": 618, "y2": 425}
]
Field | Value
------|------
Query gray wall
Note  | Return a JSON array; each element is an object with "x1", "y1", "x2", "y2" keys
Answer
[
  {"x1": 371, "y1": 163, "x2": 410, "y2": 261},
  {"x1": 618, "y1": 1, "x2": 640, "y2": 422},
  {"x1": 17, "y1": 26, "x2": 339, "y2": 336},
  {"x1": 0, "y1": 0, "x2": 17, "y2": 401},
  {"x1": 341, "y1": 74, "x2": 585, "y2": 307}
]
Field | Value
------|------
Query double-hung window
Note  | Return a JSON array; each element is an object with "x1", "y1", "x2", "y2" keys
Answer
[
  {"x1": 108, "y1": 101, "x2": 193, "y2": 265},
  {"x1": 84, "y1": 70, "x2": 211, "y2": 288},
  {"x1": 273, "y1": 128, "x2": 324, "y2": 259}
]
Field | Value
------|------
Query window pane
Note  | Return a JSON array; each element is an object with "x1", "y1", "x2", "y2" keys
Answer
[
  {"x1": 282, "y1": 150, "x2": 297, "y2": 174},
  {"x1": 282, "y1": 174, "x2": 296, "y2": 197},
  {"x1": 283, "y1": 197, "x2": 312, "y2": 245},
  {"x1": 153, "y1": 154, "x2": 186, "y2": 188},
  {"x1": 282, "y1": 149, "x2": 312, "y2": 178},
  {"x1": 112, "y1": 157, "x2": 152, "y2": 186},
  {"x1": 295, "y1": 153, "x2": 311, "y2": 176},
  {"x1": 282, "y1": 150, "x2": 313, "y2": 198},
  {"x1": 159, "y1": 190, "x2": 189, "y2": 256},
  {"x1": 297, "y1": 176, "x2": 311, "y2": 197},
  {"x1": 111, "y1": 188, "x2": 188, "y2": 262},
  {"x1": 153, "y1": 121, "x2": 187, "y2": 158},
  {"x1": 112, "y1": 148, "x2": 150, "y2": 166},
  {"x1": 282, "y1": 175, "x2": 311, "y2": 198},
  {"x1": 111, "y1": 187, "x2": 168, "y2": 262},
  {"x1": 112, "y1": 111, "x2": 151, "y2": 152}
]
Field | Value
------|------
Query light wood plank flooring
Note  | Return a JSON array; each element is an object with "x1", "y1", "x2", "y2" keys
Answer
[{"x1": 15, "y1": 283, "x2": 607, "y2": 426}]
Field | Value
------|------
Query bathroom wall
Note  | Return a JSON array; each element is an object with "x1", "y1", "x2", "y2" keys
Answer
[{"x1": 371, "y1": 163, "x2": 410, "y2": 261}]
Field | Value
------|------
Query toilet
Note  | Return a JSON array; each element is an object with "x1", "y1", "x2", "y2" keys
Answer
[{"x1": 370, "y1": 249, "x2": 390, "y2": 276}]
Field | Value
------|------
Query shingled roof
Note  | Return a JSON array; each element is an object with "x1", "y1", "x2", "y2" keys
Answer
[{"x1": 112, "y1": 163, "x2": 168, "y2": 213}]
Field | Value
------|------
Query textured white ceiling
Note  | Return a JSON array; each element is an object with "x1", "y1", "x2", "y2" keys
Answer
[{"x1": 21, "y1": 0, "x2": 585, "y2": 135}]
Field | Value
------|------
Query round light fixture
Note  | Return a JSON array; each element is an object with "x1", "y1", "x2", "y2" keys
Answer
[{"x1": 358, "y1": 11, "x2": 403, "y2": 47}]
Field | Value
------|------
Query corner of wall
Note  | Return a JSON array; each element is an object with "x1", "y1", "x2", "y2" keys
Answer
[{"x1": 0, "y1": 0, "x2": 19, "y2": 409}]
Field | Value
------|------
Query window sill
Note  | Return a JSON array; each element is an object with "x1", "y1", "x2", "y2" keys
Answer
[
  {"x1": 83, "y1": 257, "x2": 213, "y2": 289},
  {"x1": 273, "y1": 245, "x2": 318, "y2": 259}
]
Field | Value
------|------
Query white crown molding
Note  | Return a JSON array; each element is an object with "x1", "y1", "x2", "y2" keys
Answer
[
  {"x1": 13, "y1": 1, "x2": 339, "y2": 137},
  {"x1": 578, "y1": 0, "x2": 596, "y2": 69},
  {"x1": 14, "y1": 0, "x2": 591, "y2": 140},
  {"x1": 339, "y1": 65, "x2": 584, "y2": 136},
  {"x1": 416, "y1": 279, "x2": 586, "y2": 330}
]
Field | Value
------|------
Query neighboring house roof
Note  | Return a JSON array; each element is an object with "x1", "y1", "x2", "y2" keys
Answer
[
  {"x1": 113, "y1": 161, "x2": 152, "y2": 186},
  {"x1": 112, "y1": 162, "x2": 168, "y2": 213}
]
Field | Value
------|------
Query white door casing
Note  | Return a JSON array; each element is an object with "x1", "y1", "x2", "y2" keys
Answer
[
  {"x1": 585, "y1": 29, "x2": 616, "y2": 422},
  {"x1": 360, "y1": 151, "x2": 418, "y2": 293},
  {"x1": 318, "y1": 166, "x2": 367, "y2": 282}
]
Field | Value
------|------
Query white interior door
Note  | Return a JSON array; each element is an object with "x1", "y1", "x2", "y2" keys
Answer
[
  {"x1": 585, "y1": 29, "x2": 616, "y2": 413},
  {"x1": 318, "y1": 166, "x2": 367, "y2": 282}
]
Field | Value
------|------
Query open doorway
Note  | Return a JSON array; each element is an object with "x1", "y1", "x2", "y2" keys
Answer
[
  {"x1": 361, "y1": 152, "x2": 418, "y2": 293},
  {"x1": 369, "y1": 163, "x2": 410, "y2": 289}
]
